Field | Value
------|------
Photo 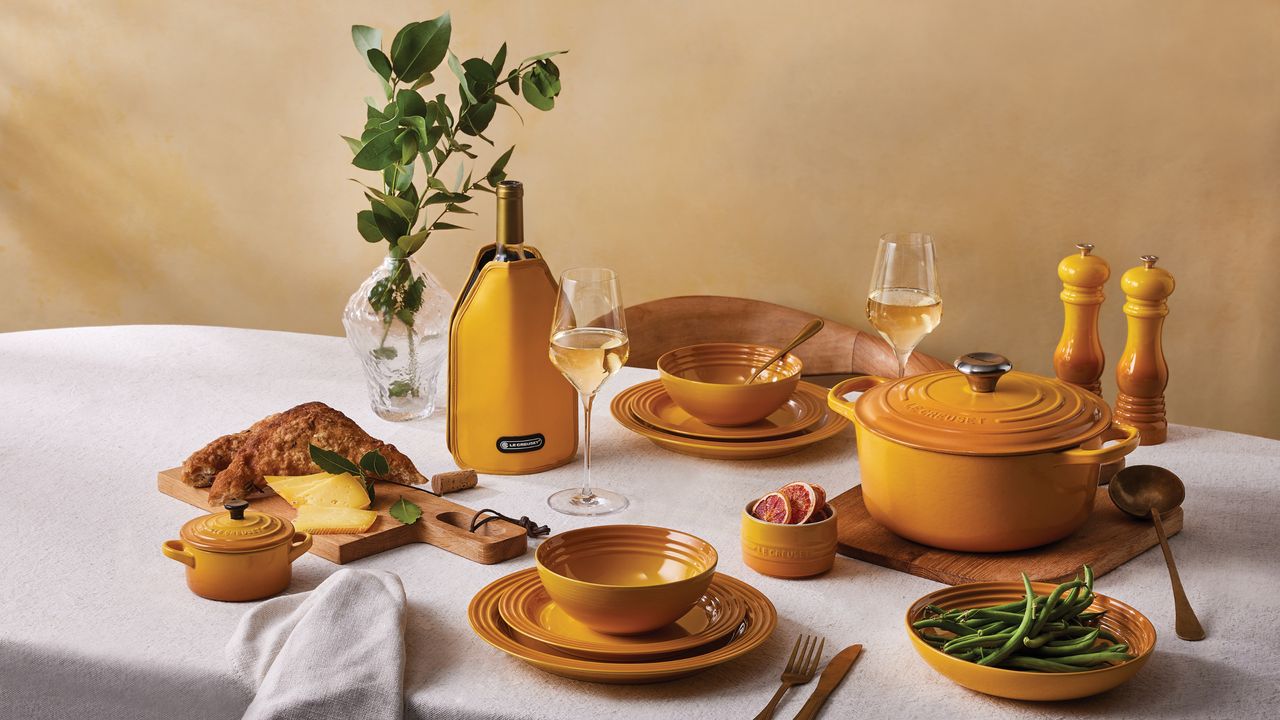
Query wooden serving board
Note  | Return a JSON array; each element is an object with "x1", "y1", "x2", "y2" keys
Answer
[
  {"x1": 831, "y1": 485, "x2": 1182, "y2": 585},
  {"x1": 158, "y1": 468, "x2": 526, "y2": 565}
]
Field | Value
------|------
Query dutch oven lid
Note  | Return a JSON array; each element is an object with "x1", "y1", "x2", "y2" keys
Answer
[
  {"x1": 180, "y1": 499, "x2": 295, "y2": 553},
  {"x1": 853, "y1": 352, "x2": 1112, "y2": 456}
]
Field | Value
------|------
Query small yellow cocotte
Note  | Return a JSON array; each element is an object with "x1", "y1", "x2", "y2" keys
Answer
[{"x1": 293, "y1": 506, "x2": 378, "y2": 534}]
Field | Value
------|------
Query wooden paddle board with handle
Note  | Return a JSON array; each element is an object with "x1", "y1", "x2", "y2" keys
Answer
[
  {"x1": 158, "y1": 468, "x2": 526, "y2": 565},
  {"x1": 830, "y1": 484, "x2": 1182, "y2": 585}
]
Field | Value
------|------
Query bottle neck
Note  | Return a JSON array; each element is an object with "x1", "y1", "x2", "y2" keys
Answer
[{"x1": 495, "y1": 187, "x2": 525, "y2": 262}]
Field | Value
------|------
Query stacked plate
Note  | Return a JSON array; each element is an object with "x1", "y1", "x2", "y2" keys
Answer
[
  {"x1": 468, "y1": 568, "x2": 777, "y2": 683},
  {"x1": 610, "y1": 380, "x2": 850, "y2": 459}
]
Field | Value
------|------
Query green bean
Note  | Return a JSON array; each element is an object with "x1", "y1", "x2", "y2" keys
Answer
[
  {"x1": 1022, "y1": 628, "x2": 1071, "y2": 649},
  {"x1": 965, "y1": 609, "x2": 1030, "y2": 624},
  {"x1": 912, "y1": 617, "x2": 980, "y2": 634},
  {"x1": 1048, "y1": 650, "x2": 1135, "y2": 666},
  {"x1": 978, "y1": 573, "x2": 1036, "y2": 667},
  {"x1": 1029, "y1": 580, "x2": 1084, "y2": 638},
  {"x1": 944, "y1": 633, "x2": 1014, "y2": 652},
  {"x1": 1000, "y1": 656, "x2": 1085, "y2": 673},
  {"x1": 1034, "y1": 629, "x2": 1101, "y2": 656}
]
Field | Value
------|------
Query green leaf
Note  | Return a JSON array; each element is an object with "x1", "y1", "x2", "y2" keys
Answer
[
  {"x1": 384, "y1": 162, "x2": 413, "y2": 193},
  {"x1": 398, "y1": 131, "x2": 418, "y2": 165},
  {"x1": 358, "y1": 183, "x2": 417, "y2": 222},
  {"x1": 390, "y1": 498, "x2": 423, "y2": 525},
  {"x1": 424, "y1": 191, "x2": 469, "y2": 206},
  {"x1": 446, "y1": 203, "x2": 477, "y2": 215},
  {"x1": 309, "y1": 444, "x2": 361, "y2": 476},
  {"x1": 396, "y1": 88, "x2": 428, "y2": 118},
  {"x1": 390, "y1": 13, "x2": 451, "y2": 83},
  {"x1": 352, "y1": 25, "x2": 383, "y2": 73},
  {"x1": 462, "y1": 58, "x2": 497, "y2": 98},
  {"x1": 356, "y1": 210, "x2": 382, "y2": 242},
  {"x1": 426, "y1": 176, "x2": 448, "y2": 192},
  {"x1": 492, "y1": 94, "x2": 523, "y2": 122},
  {"x1": 395, "y1": 308, "x2": 416, "y2": 326},
  {"x1": 448, "y1": 52, "x2": 477, "y2": 104},
  {"x1": 340, "y1": 135, "x2": 363, "y2": 155},
  {"x1": 507, "y1": 69, "x2": 521, "y2": 95},
  {"x1": 486, "y1": 146, "x2": 514, "y2": 185},
  {"x1": 432, "y1": 221, "x2": 468, "y2": 231},
  {"x1": 370, "y1": 199, "x2": 409, "y2": 240},
  {"x1": 371, "y1": 346, "x2": 397, "y2": 360},
  {"x1": 397, "y1": 228, "x2": 429, "y2": 254},
  {"x1": 522, "y1": 74, "x2": 554, "y2": 111},
  {"x1": 520, "y1": 50, "x2": 568, "y2": 65},
  {"x1": 492, "y1": 42, "x2": 507, "y2": 76},
  {"x1": 459, "y1": 98, "x2": 496, "y2": 136},
  {"x1": 411, "y1": 72, "x2": 435, "y2": 90},
  {"x1": 454, "y1": 161, "x2": 465, "y2": 192},
  {"x1": 359, "y1": 450, "x2": 390, "y2": 477},
  {"x1": 352, "y1": 128, "x2": 400, "y2": 171},
  {"x1": 388, "y1": 380, "x2": 415, "y2": 397},
  {"x1": 367, "y1": 48, "x2": 393, "y2": 82}
]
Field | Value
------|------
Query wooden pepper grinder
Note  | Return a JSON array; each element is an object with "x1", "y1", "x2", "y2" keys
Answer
[
  {"x1": 1115, "y1": 255, "x2": 1175, "y2": 445},
  {"x1": 1054, "y1": 243, "x2": 1110, "y2": 394}
]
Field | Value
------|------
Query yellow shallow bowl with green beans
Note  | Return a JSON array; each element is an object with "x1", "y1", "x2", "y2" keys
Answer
[{"x1": 906, "y1": 578, "x2": 1156, "y2": 701}]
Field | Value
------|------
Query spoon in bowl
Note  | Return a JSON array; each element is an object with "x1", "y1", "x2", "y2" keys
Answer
[
  {"x1": 1109, "y1": 465, "x2": 1206, "y2": 640},
  {"x1": 746, "y1": 318, "x2": 824, "y2": 385}
]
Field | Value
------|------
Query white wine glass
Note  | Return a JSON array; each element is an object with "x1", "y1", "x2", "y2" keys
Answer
[
  {"x1": 867, "y1": 233, "x2": 942, "y2": 377},
  {"x1": 547, "y1": 267, "x2": 630, "y2": 516}
]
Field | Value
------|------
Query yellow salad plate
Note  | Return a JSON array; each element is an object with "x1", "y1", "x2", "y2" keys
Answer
[
  {"x1": 906, "y1": 581, "x2": 1156, "y2": 701},
  {"x1": 627, "y1": 379, "x2": 825, "y2": 441},
  {"x1": 469, "y1": 570, "x2": 777, "y2": 684},
  {"x1": 498, "y1": 570, "x2": 747, "y2": 661},
  {"x1": 611, "y1": 381, "x2": 849, "y2": 460}
]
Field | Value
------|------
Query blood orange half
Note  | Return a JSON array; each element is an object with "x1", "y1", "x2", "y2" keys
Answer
[
  {"x1": 751, "y1": 492, "x2": 792, "y2": 524},
  {"x1": 778, "y1": 482, "x2": 820, "y2": 524}
]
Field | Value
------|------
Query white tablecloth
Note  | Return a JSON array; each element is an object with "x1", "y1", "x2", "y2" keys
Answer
[{"x1": 2, "y1": 325, "x2": 1277, "y2": 720}]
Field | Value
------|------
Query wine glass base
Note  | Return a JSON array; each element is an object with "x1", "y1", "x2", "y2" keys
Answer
[{"x1": 547, "y1": 488, "x2": 629, "y2": 516}]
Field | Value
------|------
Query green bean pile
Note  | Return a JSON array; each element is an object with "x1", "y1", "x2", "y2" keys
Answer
[{"x1": 913, "y1": 566, "x2": 1135, "y2": 672}]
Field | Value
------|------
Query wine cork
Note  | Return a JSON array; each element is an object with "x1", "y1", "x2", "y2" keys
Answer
[{"x1": 431, "y1": 469, "x2": 478, "y2": 494}]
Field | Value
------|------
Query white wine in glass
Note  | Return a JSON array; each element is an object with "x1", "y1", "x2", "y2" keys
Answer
[
  {"x1": 547, "y1": 268, "x2": 630, "y2": 516},
  {"x1": 867, "y1": 234, "x2": 942, "y2": 377}
]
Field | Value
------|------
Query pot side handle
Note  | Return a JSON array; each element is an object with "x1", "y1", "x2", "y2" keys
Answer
[
  {"x1": 1058, "y1": 422, "x2": 1141, "y2": 465},
  {"x1": 288, "y1": 532, "x2": 313, "y2": 562},
  {"x1": 827, "y1": 375, "x2": 892, "y2": 421},
  {"x1": 162, "y1": 540, "x2": 195, "y2": 568}
]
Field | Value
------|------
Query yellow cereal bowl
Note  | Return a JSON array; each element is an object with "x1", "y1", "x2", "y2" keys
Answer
[
  {"x1": 740, "y1": 502, "x2": 837, "y2": 578},
  {"x1": 906, "y1": 581, "x2": 1156, "y2": 701},
  {"x1": 535, "y1": 525, "x2": 719, "y2": 635},
  {"x1": 657, "y1": 343, "x2": 802, "y2": 426}
]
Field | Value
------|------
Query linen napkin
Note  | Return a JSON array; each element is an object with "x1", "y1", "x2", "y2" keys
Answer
[{"x1": 227, "y1": 569, "x2": 407, "y2": 720}]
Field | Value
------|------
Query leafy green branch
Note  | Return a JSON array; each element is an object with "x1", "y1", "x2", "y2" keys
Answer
[{"x1": 342, "y1": 12, "x2": 565, "y2": 353}]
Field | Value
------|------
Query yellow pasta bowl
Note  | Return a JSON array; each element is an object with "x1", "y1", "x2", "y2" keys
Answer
[
  {"x1": 657, "y1": 343, "x2": 802, "y2": 426},
  {"x1": 535, "y1": 525, "x2": 719, "y2": 635},
  {"x1": 906, "y1": 581, "x2": 1156, "y2": 701}
]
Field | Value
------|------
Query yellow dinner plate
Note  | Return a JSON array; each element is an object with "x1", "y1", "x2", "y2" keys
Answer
[
  {"x1": 610, "y1": 381, "x2": 849, "y2": 460},
  {"x1": 498, "y1": 570, "x2": 747, "y2": 661},
  {"x1": 469, "y1": 570, "x2": 777, "y2": 684},
  {"x1": 627, "y1": 380, "x2": 825, "y2": 441}
]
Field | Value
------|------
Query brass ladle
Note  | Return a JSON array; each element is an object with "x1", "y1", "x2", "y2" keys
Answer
[
  {"x1": 1109, "y1": 465, "x2": 1206, "y2": 641},
  {"x1": 746, "y1": 318, "x2": 824, "y2": 384}
]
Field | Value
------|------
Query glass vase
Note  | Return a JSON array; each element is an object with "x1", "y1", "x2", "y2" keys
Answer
[{"x1": 343, "y1": 254, "x2": 452, "y2": 421}]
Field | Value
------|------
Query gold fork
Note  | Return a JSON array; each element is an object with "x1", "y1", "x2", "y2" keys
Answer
[{"x1": 752, "y1": 634, "x2": 825, "y2": 720}]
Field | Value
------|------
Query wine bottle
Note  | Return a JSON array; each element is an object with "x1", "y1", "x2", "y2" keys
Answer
[{"x1": 494, "y1": 180, "x2": 527, "y2": 262}]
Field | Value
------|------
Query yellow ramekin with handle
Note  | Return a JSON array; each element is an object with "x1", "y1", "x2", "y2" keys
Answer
[{"x1": 162, "y1": 499, "x2": 312, "y2": 602}]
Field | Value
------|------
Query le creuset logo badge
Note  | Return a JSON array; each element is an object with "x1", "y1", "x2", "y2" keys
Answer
[{"x1": 496, "y1": 434, "x2": 545, "y2": 453}]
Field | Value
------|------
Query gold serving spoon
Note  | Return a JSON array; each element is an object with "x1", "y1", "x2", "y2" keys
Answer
[
  {"x1": 1109, "y1": 465, "x2": 1206, "y2": 640},
  {"x1": 746, "y1": 318, "x2": 824, "y2": 385}
]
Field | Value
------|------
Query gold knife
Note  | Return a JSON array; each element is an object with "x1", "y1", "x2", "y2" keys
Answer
[{"x1": 791, "y1": 644, "x2": 863, "y2": 720}]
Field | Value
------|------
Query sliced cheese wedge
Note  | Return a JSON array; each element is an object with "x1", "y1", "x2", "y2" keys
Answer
[
  {"x1": 292, "y1": 505, "x2": 379, "y2": 534},
  {"x1": 294, "y1": 474, "x2": 371, "y2": 510},
  {"x1": 265, "y1": 472, "x2": 337, "y2": 506}
]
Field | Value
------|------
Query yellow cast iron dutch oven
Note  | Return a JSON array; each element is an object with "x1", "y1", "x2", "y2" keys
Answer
[
  {"x1": 162, "y1": 499, "x2": 312, "y2": 602},
  {"x1": 827, "y1": 352, "x2": 1140, "y2": 552}
]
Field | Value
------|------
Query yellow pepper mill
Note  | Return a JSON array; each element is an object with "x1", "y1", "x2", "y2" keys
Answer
[
  {"x1": 1054, "y1": 243, "x2": 1110, "y2": 395},
  {"x1": 1115, "y1": 255, "x2": 1175, "y2": 445}
]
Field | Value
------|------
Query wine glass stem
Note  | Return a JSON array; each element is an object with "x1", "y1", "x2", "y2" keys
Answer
[
  {"x1": 580, "y1": 393, "x2": 595, "y2": 500},
  {"x1": 895, "y1": 349, "x2": 912, "y2": 378}
]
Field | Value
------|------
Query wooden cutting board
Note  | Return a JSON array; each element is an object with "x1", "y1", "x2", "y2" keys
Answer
[
  {"x1": 830, "y1": 485, "x2": 1182, "y2": 585},
  {"x1": 158, "y1": 468, "x2": 527, "y2": 565}
]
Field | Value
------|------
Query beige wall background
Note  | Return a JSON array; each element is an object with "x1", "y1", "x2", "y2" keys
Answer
[{"x1": 1, "y1": 0, "x2": 1277, "y2": 439}]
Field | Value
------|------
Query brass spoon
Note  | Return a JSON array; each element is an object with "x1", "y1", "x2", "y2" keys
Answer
[
  {"x1": 746, "y1": 318, "x2": 824, "y2": 385},
  {"x1": 1109, "y1": 465, "x2": 1206, "y2": 641}
]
